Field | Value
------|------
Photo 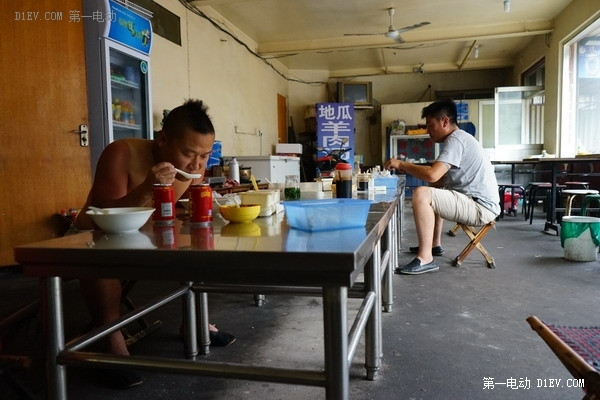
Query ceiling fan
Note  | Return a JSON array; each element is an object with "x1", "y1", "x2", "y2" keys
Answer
[{"x1": 344, "y1": 8, "x2": 430, "y2": 43}]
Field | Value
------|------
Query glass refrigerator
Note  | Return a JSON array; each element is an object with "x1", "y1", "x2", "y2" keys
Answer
[{"x1": 83, "y1": 0, "x2": 153, "y2": 173}]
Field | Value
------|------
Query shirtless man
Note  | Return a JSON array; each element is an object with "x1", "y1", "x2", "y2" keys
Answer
[{"x1": 76, "y1": 99, "x2": 233, "y2": 388}]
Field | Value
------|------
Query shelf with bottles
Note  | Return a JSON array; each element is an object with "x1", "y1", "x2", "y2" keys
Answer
[
  {"x1": 113, "y1": 120, "x2": 142, "y2": 131},
  {"x1": 111, "y1": 76, "x2": 140, "y2": 90},
  {"x1": 110, "y1": 64, "x2": 140, "y2": 89},
  {"x1": 112, "y1": 98, "x2": 139, "y2": 127}
]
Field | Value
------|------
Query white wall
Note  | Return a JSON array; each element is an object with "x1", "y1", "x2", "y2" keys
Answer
[
  {"x1": 151, "y1": 0, "x2": 289, "y2": 157},
  {"x1": 516, "y1": 0, "x2": 600, "y2": 156},
  {"x1": 150, "y1": 0, "x2": 600, "y2": 164}
]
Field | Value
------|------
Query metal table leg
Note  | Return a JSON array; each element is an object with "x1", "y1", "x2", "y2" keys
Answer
[
  {"x1": 365, "y1": 243, "x2": 382, "y2": 380},
  {"x1": 544, "y1": 161, "x2": 559, "y2": 234},
  {"x1": 194, "y1": 288, "x2": 210, "y2": 355},
  {"x1": 181, "y1": 282, "x2": 198, "y2": 359},
  {"x1": 323, "y1": 286, "x2": 348, "y2": 400},
  {"x1": 44, "y1": 277, "x2": 67, "y2": 400},
  {"x1": 382, "y1": 212, "x2": 395, "y2": 312}
]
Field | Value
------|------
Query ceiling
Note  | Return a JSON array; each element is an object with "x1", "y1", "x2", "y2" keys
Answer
[{"x1": 186, "y1": 0, "x2": 573, "y2": 77}]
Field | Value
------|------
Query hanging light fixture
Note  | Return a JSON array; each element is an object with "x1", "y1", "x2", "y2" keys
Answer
[
  {"x1": 504, "y1": 0, "x2": 510, "y2": 12},
  {"x1": 474, "y1": 45, "x2": 480, "y2": 59}
]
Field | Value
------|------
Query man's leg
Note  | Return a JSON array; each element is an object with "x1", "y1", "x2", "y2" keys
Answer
[
  {"x1": 79, "y1": 278, "x2": 129, "y2": 355},
  {"x1": 413, "y1": 186, "x2": 435, "y2": 265},
  {"x1": 432, "y1": 214, "x2": 444, "y2": 248}
]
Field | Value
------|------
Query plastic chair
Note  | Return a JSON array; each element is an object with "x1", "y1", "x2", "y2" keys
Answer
[
  {"x1": 452, "y1": 222, "x2": 496, "y2": 268},
  {"x1": 581, "y1": 194, "x2": 600, "y2": 216},
  {"x1": 526, "y1": 315, "x2": 600, "y2": 400}
]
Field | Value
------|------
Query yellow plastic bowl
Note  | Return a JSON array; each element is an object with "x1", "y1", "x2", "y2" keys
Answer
[{"x1": 219, "y1": 204, "x2": 261, "y2": 223}]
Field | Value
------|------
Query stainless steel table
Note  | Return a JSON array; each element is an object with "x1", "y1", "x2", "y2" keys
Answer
[{"x1": 14, "y1": 193, "x2": 400, "y2": 400}]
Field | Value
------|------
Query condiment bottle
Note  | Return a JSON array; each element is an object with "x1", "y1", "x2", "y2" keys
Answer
[
  {"x1": 229, "y1": 157, "x2": 240, "y2": 183},
  {"x1": 284, "y1": 175, "x2": 301, "y2": 200},
  {"x1": 334, "y1": 163, "x2": 353, "y2": 198}
]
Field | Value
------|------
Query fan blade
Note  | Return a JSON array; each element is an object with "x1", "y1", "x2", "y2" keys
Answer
[
  {"x1": 392, "y1": 35, "x2": 405, "y2": 44},
  {"x1": 344, "y1": 32, "x2": 387, "y2": 37},
  {"x1": 394, "y1": 21, "x2": 430, "y2": 35}
]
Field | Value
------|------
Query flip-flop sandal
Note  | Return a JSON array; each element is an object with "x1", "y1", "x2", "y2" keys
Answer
[
  {"x1": 209, "y1": 330, "x2": 236, "y2": 346},
  {"x1": 101, "y1": 368, "x2": 144, "y2": 389},
  {"x1": 179, "y1": 324, "x2": 236, "y2": 346}
]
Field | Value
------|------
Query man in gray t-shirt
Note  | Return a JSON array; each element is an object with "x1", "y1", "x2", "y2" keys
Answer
[{"x1": 384, "y1": 99, "x2": 500, "y2": 275}]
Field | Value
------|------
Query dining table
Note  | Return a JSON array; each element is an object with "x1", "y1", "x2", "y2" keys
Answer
[
  {"x1": 491, "y1": 159, "x2": 540, "y2": 185},
  {"x1": 13, "y1": 189, "x2": 402, "y2": 400}
]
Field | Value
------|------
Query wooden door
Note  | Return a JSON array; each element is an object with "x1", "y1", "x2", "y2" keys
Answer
[
  {"x1": 277, "y1": 93, "x2": 287, "y2": 143},
  {"x1": 0, "y1": 0, "x2": 91, "y2": 265}
]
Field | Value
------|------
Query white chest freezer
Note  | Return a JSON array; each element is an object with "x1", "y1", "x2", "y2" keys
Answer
[{"x1": 232, "y1": 156, "x2": 300, "y2": 184}]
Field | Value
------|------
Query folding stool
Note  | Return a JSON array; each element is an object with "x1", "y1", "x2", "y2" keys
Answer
[
  {"x1": 120, "y1": 280, "x2": 163, "y2": 346},
  {"x1": 452, "y1": 222, "x2": 496, "y2": 268},
  {"x1": 447, "y1": 224, "x2": 461, "y2": 236}
]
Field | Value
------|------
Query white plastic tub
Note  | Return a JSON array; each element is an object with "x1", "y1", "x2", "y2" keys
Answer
[{"x1": 560, "y1": 216, "x2": 600, "y2": 261}]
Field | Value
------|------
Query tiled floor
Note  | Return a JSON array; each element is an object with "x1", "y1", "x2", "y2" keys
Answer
[{"x1": 2, "y1": 202, "x2": 599, "y2": 399}]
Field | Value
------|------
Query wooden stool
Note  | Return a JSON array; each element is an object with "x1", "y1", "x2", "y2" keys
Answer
[
  {"x1": 526, "y1": 316, "x2": 600, "y2": 400},
  {"x1": 452, "y1": 222, "x2": 496, "y2": 268},
  {"x1": 562, "y1": 189, "x2": 599, "y2": 216},
  {"x1": 120, "y1": 280, "x2": 163, "y2": 346},
  {"x1": 524, "y1": 182, "x2": 551, "y2": 222},
  {"x1": 564, "y1": 181, "x2": 589, "y2": 189},
  {"x1": 0, "y1": 299, "x2": 39, "y2": 400},
  {"x1": 526, "y1": 183, "x2": 566, "y2": 224},
  {"x1": 447, "y1": 223, "x2": 460, "y2": 236},
  {"x1": 581, "y1": 194, "x2": 600, "y2": 216}
]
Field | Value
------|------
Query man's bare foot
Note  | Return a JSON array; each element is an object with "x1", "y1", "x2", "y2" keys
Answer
[{"x1": 105, "y1": 331, "x2": 130, "y2": 356}]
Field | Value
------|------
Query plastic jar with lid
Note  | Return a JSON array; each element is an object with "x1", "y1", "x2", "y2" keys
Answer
[{"x1": 334, "y1": 163, "x2": 353, "y2": 198}]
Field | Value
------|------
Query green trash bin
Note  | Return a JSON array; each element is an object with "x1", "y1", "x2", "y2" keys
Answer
[{"x1": 560, "y1": 216, "x2": 600, "y2": 261}]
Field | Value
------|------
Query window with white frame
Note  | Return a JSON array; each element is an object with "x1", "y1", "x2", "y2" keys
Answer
[{"x1": 561, "y1": 16, "x2": 600, "y2": 156}]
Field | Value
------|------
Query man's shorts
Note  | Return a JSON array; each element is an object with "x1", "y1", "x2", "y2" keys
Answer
[{"x1": 430, "y1": 188, "x2": 497, "y2": 226}]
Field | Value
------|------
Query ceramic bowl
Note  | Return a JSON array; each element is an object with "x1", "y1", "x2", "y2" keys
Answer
[
  {"x1": 91, "y1": 231, "x2": 157, "y2": 249},
  {"x1": 219, "y1": 204, "x2": 261, "y2": 223},
  {"x1": 86, "y1": 207, "x2": 155, "y2": 233}
]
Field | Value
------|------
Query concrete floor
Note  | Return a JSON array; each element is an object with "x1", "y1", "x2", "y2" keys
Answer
[{"x1": 2, "y1": 202, "x2": 600, "y2": 400}]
